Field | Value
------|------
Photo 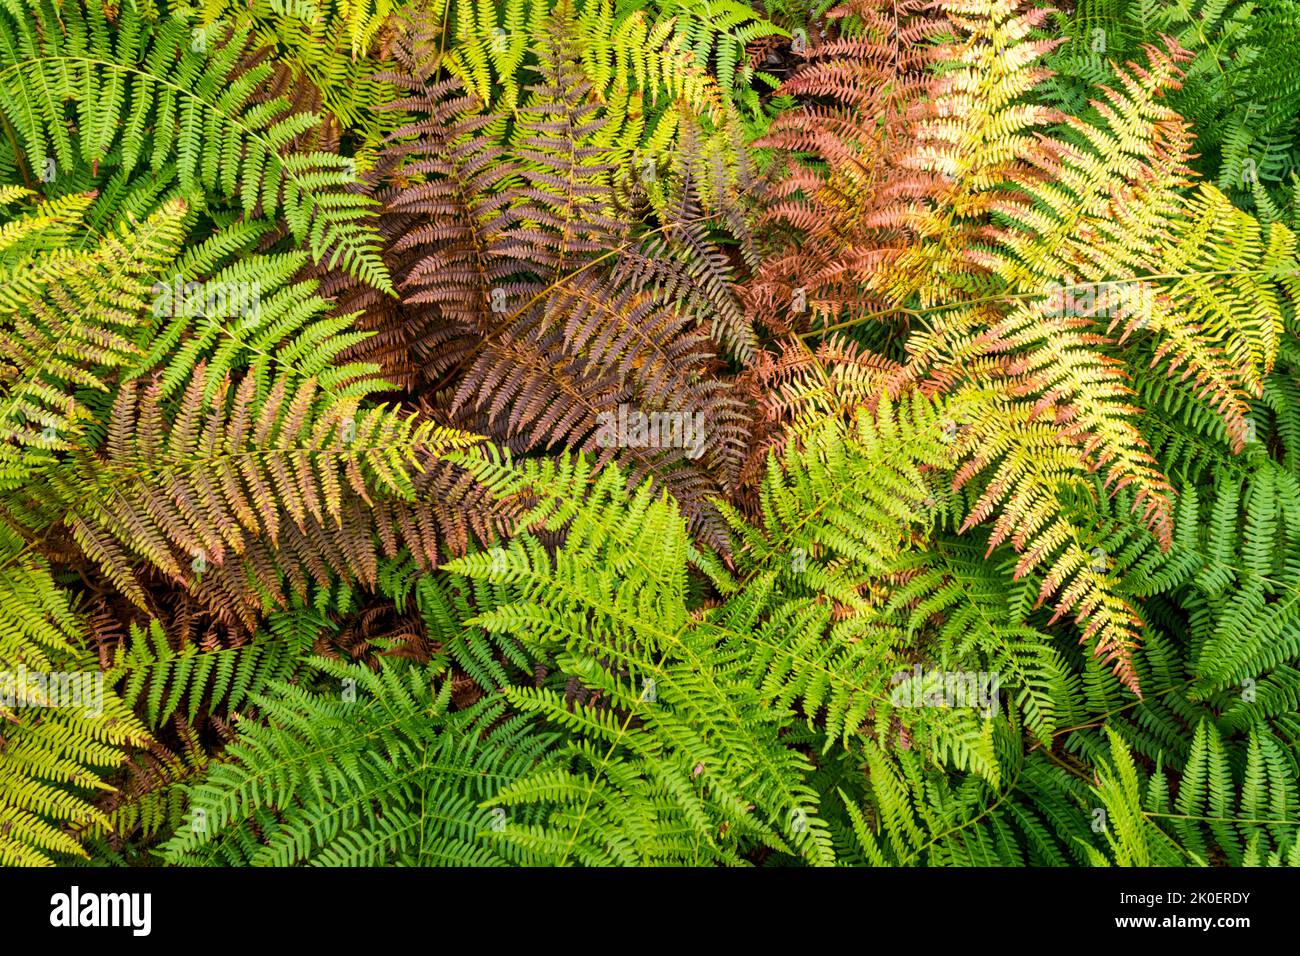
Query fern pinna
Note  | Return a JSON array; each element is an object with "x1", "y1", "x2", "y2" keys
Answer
[{"x1": 1, "y1": 0, "x2": 1298, "y2": 870}]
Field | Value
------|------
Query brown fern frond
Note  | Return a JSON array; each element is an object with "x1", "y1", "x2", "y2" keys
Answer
[
  {"x1": 51, "y1": 364, "x2": 481, "y2": 626},
  {"x1": 744, "y1": 0, "x2": 952, "y2": 334}
]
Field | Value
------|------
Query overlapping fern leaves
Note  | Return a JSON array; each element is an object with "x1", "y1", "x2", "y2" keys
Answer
[
  {"x1": 749, "y1": 0, "x2": 1300, "y2": 692},
  {"x1": 0, "y1": 140, "x2": 482, "y2": 866},
  {"x1": 3, "y1": 0, "x2": 1300, "y2": 870},
  {"x1": 0, "y1": 0, "x2": 391, "y2": 288},
  {"x1": 328, "y1": 7, "x2": 755, "y2": 546}
]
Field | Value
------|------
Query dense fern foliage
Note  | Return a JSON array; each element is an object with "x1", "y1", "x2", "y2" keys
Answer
[{"x1": 2, "y1": 0, "x2": 1299, "y2": 869}]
